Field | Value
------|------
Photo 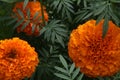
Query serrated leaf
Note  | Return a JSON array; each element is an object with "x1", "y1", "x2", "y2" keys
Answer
[
  {"x1": 69, "y1": 63, "x2": 75, "y2": 74},
  {"x1": 59, "y1": 55, "x2": 68, "y2": 70},
  {"x1": 54, "y1": 73, "x2": 70, "y2": 80},
  {"x1": 72, "y1": 68, "x2": 80, "y2": 79},
  {"x1": 55, "y1": 66, "x2": 68, "y2": 74}
]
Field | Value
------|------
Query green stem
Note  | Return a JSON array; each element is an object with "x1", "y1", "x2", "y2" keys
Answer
[{"x1": 40, "y1": 0, "x2": 45, "y2": 25}]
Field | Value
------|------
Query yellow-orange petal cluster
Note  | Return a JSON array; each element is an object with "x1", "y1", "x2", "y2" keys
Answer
[
  {"x1": 13, "y1": 1, "x2": 48, "y2": 36},
  {"x1": 68, "y1": 20, "x2": 120, "y2": 77},
  {"x1": 0, "y1": 37, "x2": 39, "y2": 80}
]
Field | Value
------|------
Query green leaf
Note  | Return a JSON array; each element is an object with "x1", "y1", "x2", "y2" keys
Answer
[
  {"x1": 13, "y1": 19, "x2": 24, "y2": 29},
  {"x1": 82, "y1": 12, "x2": 93, "y2": 20},
  {"x1": 23, "y1": 0, "x2": 29, "y2": 9},
  {"x1": 40, "y1": 20, "x2": 67, "y2": 46},
  {"x1": 54, "y1": 73, "x2": 70, "y2": 80},
  {"x1": 51, "y1": 0, "x2": 74, "y2": 22},
  {"x1": 77, "y1": 0, "x2": 82, "y2": 5},
  {"x1": 74, "y1": 10, "x2": 89, "y2": 23},
  {"x1": 69, "y1": 63, "x2": 75, "y2": 74},
  {"x1": 51, "y1": 32, "x2": 56, "y2": 43},
  {"x1": 110, "y1": 0, "x2": 120, "y2": 3},
  {"x1": 55, "y1": 66, "x2": 68, "y2": 74},
  {"x1": 33, "y1": 12, "x2": 39, "y2": 20},
  {"x1": 94, "y1": 4, "x2": 106, "y2": 16},
  {"x1": 59, "y1": 55, "x2": 68, "y2": 70},
  {"x1": 56, "y1": 34, "x2": 65, "y2": 47},
  {"x1": 21, "y1": 20, "x2": 30, "y2": 31},
  {"x1": 108, "y1": 5, "x2": 120, "y2": 26},
  {"x1": 31, "y1": 24, "x2": 36, "y2": 34},
  {"x1": 102, "y1": 15, "x2": 109, "y2": 38},
  {"x1": 40, "y1": 27, "x2": 46, "y2": 35},
  {"x1": 17, "y1": 9, "x2": 24, "y2": 18},
  {"x1": 26, "y1": 9, "x2": 30, "y2": 19},
  {"x1": 96, "y1": 12, "x2": 105, "y2": 25},
  {"x1": 0, "y1": 16, "x2": 12, "y2": 21},
  {"x1": 72, "y1": 68, "x2": 80, "y2": 79},
  {"x1": 7, "y1": 18, "x2": 18, "y2": 25}
]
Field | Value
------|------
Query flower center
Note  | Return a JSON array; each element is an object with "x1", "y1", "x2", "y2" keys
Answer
[{"x1": 7, "y1": 49, "x2": 17, "y2": 59}]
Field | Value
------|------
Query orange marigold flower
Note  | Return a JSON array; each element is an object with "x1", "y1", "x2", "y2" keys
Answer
[
  {"x1": 68, "y1": 20, "x2": 120, "y2": 77},
  {"x1": 13, "y1": 1, "x2": 48, "y2": 36},
  {"x1": 0, "y1": 37, "x2": 39, "y2": 80}
]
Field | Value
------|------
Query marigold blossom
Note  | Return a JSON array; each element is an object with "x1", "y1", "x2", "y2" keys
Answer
[
  {"x1": 68, "y1": 20, "x2": 120, "y2": 77},
  {"x1": 13, "y1": 1, "x2": 48, "y2": 36},
  {"x1": 0, "y1": 37, "x2": 39, "y2": 80}
]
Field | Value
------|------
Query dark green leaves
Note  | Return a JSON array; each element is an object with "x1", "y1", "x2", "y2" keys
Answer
[
  {"x1": 112, "y1": 72, "x2": 120, "y2": 80},
  {"x1": 13, "y1": 18, "x2": 24, "y2": 29},
  {"x1": 50, "y1": 0, "x2": 74, "y2": 22},
  {"x1": 54, "y1": 55, "x2": 84, "y2": 80},
  {"x1": 102, "y1": 15, "x2": 109, "y2": 38},
  {"x1": 40, "y1": 20, "x2": 68, "y2": 47},
  {"x1": 110, "y1": 0, "x2": 120, "y2": 3},
  {"x1": 0, "y1": 0, "x2": 19, "y2": 3},
  {"x1": 74, "y1": 0, "x2": 120, "y2": 38}
]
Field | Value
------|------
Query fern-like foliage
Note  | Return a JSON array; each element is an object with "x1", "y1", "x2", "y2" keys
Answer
[
  {"x1": 40, "y1": 20, "x2": 68, "y2": 48},
  {"x1": 49, "y1": 0, "x2": 74, "y2": 22},
  {"x1": 0, "y1": 0, "x2": 120, "y2": 80},
  {"x1": 55, "y1": 55, "x2": 84, "y2": 80},
  {"x1": 74, "y1": 0, "x2": 120, "y2": 37}
]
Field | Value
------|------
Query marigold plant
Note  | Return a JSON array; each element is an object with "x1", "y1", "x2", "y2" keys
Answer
[
  {"x1": 1, "y1": 0, "x2": 120, "y2": 80},
  {"x1": 13, "y1": 1, "x2": 48, "y2": 36},
  {"x1": 0, "y1": 37, "x2": 39, "y2": 80},
  {"x1": 68, "y1": 20, "x2": 120, "y2": 77}
]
